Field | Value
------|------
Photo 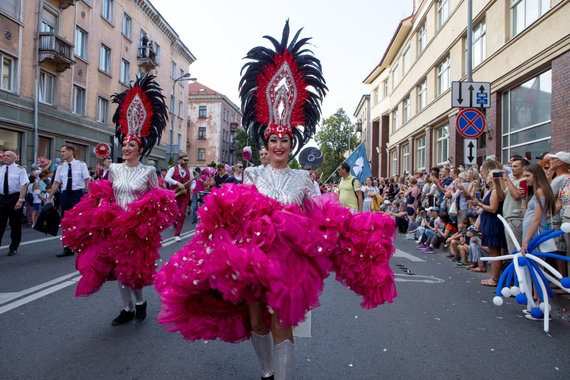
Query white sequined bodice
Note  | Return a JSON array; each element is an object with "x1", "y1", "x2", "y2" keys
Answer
[
  {"x1": 243, "y1": 165, "x2": 317, "y2": 206},
  {"x1": 109, "y1": 163, "x2": 158, "y2": 210}
]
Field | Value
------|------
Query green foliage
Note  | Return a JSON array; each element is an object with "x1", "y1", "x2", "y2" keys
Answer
[
  {"x1": 168, "y1": 157, "x2": 174, "y2": 167},
  {"x1": 208, "y1": 161, "x2": 217, "y2": 168},
  {"x1": 288, "y1": 157, "x2": 300, "y2": 169},
  {"x1": 314, "y1": 108, "x2": 358, "y2": 182},
  {"x1": 235, "y1": 128, "x2": 261, "y2": 167}
]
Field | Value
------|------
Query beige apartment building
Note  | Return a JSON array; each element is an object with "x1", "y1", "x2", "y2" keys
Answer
[
  {"x1": 0, "y1": 0, "x2": 195, "y2": 169},
  {"x1": 363, "y1": 0, "x2": 570, "y2": 178},
  {"x1": 186, "y1": 81, "x2": 242, "y2": 169}
]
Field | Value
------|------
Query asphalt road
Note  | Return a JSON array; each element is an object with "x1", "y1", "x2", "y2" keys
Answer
[{"x1": 1, "y1": 224, "x2": 569, "y2": 379}]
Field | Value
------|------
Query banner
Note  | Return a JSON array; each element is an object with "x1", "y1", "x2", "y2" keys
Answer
[{"x1": 345, "y1": 143, "x2": 372, "y2": 183}]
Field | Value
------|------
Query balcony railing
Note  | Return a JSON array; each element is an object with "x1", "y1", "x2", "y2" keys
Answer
[
  {"x1": 229, "y1": 142, "x2": 237, "y2": 151},
  {"x1": 137, "y1": 46, "x2": 158, "y2": 71},
  {"x1": 38, "y1": 32, "x2": 74, "y2": 72}
]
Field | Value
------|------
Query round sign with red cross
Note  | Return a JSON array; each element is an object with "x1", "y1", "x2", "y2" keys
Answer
[
  {"x1": 456, "y1": 108, "x2": 485, "y2": 138},
  {"x1": 95, "y1": 143, "x2": 111, "y2": 159}
]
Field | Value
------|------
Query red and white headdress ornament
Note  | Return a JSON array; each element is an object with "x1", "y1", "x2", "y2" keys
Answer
[
  {"x1": 111, "y1": 74, "x2": 168, "y2": 157},
  {"x1": 239, "y1": 20, "x2": 327, "y2": 158}
]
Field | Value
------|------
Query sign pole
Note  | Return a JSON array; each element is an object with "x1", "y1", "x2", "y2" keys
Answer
[{"x1": 466, "y1": 0, "x2": 473, "y2": 82}]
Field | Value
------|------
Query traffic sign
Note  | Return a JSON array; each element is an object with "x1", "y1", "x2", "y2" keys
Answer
[
  {"x1": 464, "y1": 139, "x2": 477, "y2": 165},
  {"x1": 451, "y1": 81, "x2": 491, "y2": 108},
  {"x1": 95, "y1": 143, "x2": 111, "y2": 159},
  {"x1": 456, "y1": 108, "x2": 485, "y2": 138}
]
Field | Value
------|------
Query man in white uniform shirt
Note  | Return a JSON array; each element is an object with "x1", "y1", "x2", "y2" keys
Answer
[
  {"x1": 0, "y1": 151, "x2": 29, "y2": 256},
  {"x1": 47, "y1": 144, "x2": 90, "y2": 257}
]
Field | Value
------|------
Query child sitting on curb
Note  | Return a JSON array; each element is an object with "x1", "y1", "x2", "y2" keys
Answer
[
  {"x1": 462, "y1": 226, "x2": 489, "y2": 271},
  {"x1": 447, "y1": 218, "x2": 469, "y2": 262}
]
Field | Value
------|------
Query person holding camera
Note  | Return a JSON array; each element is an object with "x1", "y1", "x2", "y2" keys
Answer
[{"x1": 502, "y1": 158, "x2": 529, "y2": 253}]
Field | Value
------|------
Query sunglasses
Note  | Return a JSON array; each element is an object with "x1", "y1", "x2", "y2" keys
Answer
[
  {"x1": 236, "y1": 166, "x2": 243, "y2": 168},
  {"x1": 181, "y1": 159, "x2": 189, "y2": 162}
]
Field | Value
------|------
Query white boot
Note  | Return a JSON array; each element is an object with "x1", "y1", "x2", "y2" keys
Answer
[
  {"x1": 273, "y1": 340, "x2": 295, "y2": 380},
  {"x1": 251, "y1": 332, "x2": 274, "y2": 379}
]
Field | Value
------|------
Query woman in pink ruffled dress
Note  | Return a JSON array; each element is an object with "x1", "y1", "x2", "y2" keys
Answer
[
  {"x1": 61, "y1": 74, "x2": 177, "y2": 326},
  {"x1": 155, "y1": 22, "x2": 397, "y2": 380}
]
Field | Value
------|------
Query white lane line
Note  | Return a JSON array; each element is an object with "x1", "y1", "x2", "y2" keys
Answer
[
  {"x1": 0, "y1": 229, "x2": 197, "y2": 314},
  {"x1": 394, "y1": 249, "x2": 425, "y2": 262},
  {"x1": 394, "y1": 273, "x2": 444, "y2": 284},
  {"x1": 0, "y1": 271, "x2": 80, "y2": 305},
  {"x1": 1, "y1": 235, "x2": 62, "y2": 250}
]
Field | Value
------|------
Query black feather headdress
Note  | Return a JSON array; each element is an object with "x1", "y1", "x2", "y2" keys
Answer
[
  {"x1": 239, "y1": 20, "x2": 327, "y2": 158},
  {"x1": 111, "y1": 73, "x2": 168, "y2": 157}
]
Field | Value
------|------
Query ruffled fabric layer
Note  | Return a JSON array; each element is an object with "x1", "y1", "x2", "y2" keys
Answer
[
  {"x1": 155, "y1": 184, "x2": 396, "y2": 343},
  {"x1": 61, "y1": 180, "x2": 177, "y2": 297}
]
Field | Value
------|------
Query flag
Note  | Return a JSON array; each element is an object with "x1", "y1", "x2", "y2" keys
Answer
[{"x1": 345, "y1": 143, "x2": 372, "y2": 183}]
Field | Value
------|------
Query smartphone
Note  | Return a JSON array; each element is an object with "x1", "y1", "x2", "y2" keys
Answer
[
  {"x1": 520, "y1": 179, "x2": 528, "y2": 195},
  {"x1": 493, "y1": 171, "x2": 503, "y2": 178},
  {"x1": 475, "y1": 192, "x2": 481, "y2": 201}
]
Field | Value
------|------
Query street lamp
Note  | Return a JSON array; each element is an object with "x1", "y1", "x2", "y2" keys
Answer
[{"x1": 168, "y1": 72, "x2": 197, "y2": 162}]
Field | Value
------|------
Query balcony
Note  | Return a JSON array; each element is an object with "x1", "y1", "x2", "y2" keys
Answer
[
  {"x1": 60, "y1": 1, "x2": 77, "y2": 9},
  {"x1": 137, "y1": 46, "x2": 158, "y2": 72},
  {"x1": 38, "y1": 32, "x2": 75, "y2": 72},
  {"x1": 229, "y1": 142, "x2": 237, "y2": 151},
  {"x1": 230, "y1": 122, "x2": 239, "y2": 133}
]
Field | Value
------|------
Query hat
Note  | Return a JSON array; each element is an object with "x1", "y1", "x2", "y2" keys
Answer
[
  {"x1": 55, "y1": 158, "x2": 61, "y2": 163},
  {"x1": 467, "y1": 225, "x2": 477, "y2": 233},
  {"x1": 535, "y1": 152, "x2": 549, "y2": 160},
  {"x1": 428, "y1": 207, "x2": 440, "y2": 213},
  {"x1": 383, "y1": 200, "x2": 390, "y2": 205},
  {"x1": 546, "y1": 152, "x2": 570, "y2": 165}
]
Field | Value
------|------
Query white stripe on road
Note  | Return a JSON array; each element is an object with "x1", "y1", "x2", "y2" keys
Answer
[
  {"x1": 0, "y1": 230, "x2": 196, "y2": 315},
  {"x1": 0, "y1": 235, "x2": 62, "y2": 250},
  {"x1": 394, "y1": 273, "x2": 444, "y2": 284},
  {"x1": 394, "y1": 249, "x2": 425, "y2": 262}
]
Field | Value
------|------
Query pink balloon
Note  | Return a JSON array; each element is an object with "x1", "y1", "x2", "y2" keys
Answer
[{"x1": 242, "y1": 146, "x2": 252, "y2": 162}]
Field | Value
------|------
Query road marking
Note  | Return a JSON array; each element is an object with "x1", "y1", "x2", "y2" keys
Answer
[
  {"x1": 394, "y1": 249, "x2": 425, "y2": 262},
  {"x1": 394, "y1": 274, "x2": 444, "y2": 284},
  {"x1": 0, "y1": 235, "x2": 62, "y2": 250},
  {"x1": 0, "y1": 229, "x2": 196, "y2": 315}
]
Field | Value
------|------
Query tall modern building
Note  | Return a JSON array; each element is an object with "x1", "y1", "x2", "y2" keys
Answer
[
  {"x1": 363, "y1": 0, "x2": 569, "y2": 177},
  {"x1": 186, "y1": 81, "x2": 242, "y2": 168},
  {"x1": 0, "y1": 0, "x2": 195, "y2": 168}
]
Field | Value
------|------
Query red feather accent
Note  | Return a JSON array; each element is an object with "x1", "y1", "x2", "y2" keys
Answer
[
  {"x1": 118, "y1": 85, "x2": 155, "y2": 139},
  {"x1": 254, "y1": 51, "x2": 309, "y2": 138}
]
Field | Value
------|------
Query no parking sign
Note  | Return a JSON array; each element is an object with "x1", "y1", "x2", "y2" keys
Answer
[{"x1": 456, "y1": 108, "x2": 485, "y2": 138}]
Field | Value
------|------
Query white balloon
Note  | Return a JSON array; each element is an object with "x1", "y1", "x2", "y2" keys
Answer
[
  {"x1": 561, "y1": 223, "x2": 570, "y2": 233},
  {"x1": 510, "y1": 286, "x2": 520, "y2": 296},
  {"x1": 539, "y1": 302, "x2": 551, "y2": 313},
  {"x1": 501, "y1": 287, "x2": 511, "y2": 297},
  {"x1": 493, "y1": 296, "x2": 503, "y2": 306}
]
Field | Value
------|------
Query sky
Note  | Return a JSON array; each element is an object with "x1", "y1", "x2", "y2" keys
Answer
[{"x1": 153, "y1": 0, "x2": 413, "y2": 123}]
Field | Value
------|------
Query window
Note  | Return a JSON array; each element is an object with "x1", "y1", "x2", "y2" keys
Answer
[
  {"x1": 402, "y1": 47, "x2": 410, "y2": 75},
  {"x1": 102, "y1": 0, "x2": 114, "y2": 23},
  {"x1": 1, "y1": 54, "x2": 15, "y2": 92},
  {"x1": 501, "y1": 70, "x2": 551, "y2": 162},
  {"x1": 177, "y1": 133, "x2": 182, "y2": 149},
  {"x1": 153, "y1": 42, "x2": 161, "y2": 64},
  {"x1": 402, "y1": 144, "x2": 410, "y2": 174},
  {"x1": 416, "y1": 136, "x2": 426, "y2": 170},
  {"x1": 178, "y1": 100, "x2": 184, "y2": 118},
  {"x1": 96, "y1": 97, "x2": 109, "y2": 124},
  {"x1": 391, "y1": 150, "x2": 398, "y2": 176},
  {"x1": 403, "y1": 97, "x2": 411, "y2": 123},
  {"x1": 170, "y1": 95, "x2": 175, "y2": 113},
  {"x1": 392, "y1": 62, "x2": 399, "y2": 88},
  {"x1": 392, "y1": 108, "x2": 399, "y2": 131},
  {"x1": 75, "y1": 27, "x2": 88, "y2": 59},
  {"x1": 122, "y1": 13, "x2": 132, "y2": 39},
  {"x1": 73, "y1": 85, "x2": 86, "y2": 116},
  {"x1": 199, "y1": 105, "x2": 207, "y2": 118},
  {"x1": 437, "y1": 0, "x2": 449, "y2": 30},
  {"x1": 99, "y1": 44, "x2": 111, "y2": 73},
  {"x1": 41, "y1": 7, "x2": 57, "y2": 33},
  {"x1": 472, "y1": 19, "x2": 486, "y2": 67},
  {"x1": 0, "y1": 0, "x2": 21, "y2": 20},
  {"x1": 511, "y1": 0, "x2": 550, "y2": 37},
  {"x1": 120, "y1": 59, "x2": 130, "y2": 84},
  {"x1": 417, "y1": 22, "x2": 427, "y2": 54},
  {"x1": 436, "y1": 126, "x2": 449, "y2": 165},
  {"x1": 198, "y1": 148, "x2": 206, "y2": 161},
  {"x1": 39, "y1": 71, "x2": 55, "y2": 104},
  {"x1": 171, "y1": 61, "x2": 176, "y2": 79},
  {"x1": 437, "y1": 56, "x2": 450, "y2": 95},
  {"x1": 180, "y1": 68, "x2": 184, "y2": 81},
  {"x1": 417, "y1": 79, "x2": 427, "y2": 111},
  {"x1": 383, "y1": 80, "x2": 389, "y2": 97},
  {"x1": 373, "y1": 88, "x2": 379, "y2": 105},
  {"x1": 198, "y1": 126, "x2": 206, "y2": 139}
]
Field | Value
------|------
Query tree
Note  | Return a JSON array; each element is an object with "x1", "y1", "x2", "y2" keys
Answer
[
  {"x1": 288, "y1": 157, "x2": 300, "y2": 169},
  {"x1": 314, "y1": 108, "x2": 358, "y2": 182},
  {"x1": 235, "y1": 128, "x2": 261, "y2": 167}
]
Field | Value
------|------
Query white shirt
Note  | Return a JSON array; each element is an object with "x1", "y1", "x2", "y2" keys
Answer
[
  {"x1": 54, "y1": 159, "x2": 90, "y2": 191},
  {"x1": 0, "y1": 163, "x2": 29, "y2": 194},
  {"x1": 165, "y1": 165, "x2": 196, "y2": 190}
]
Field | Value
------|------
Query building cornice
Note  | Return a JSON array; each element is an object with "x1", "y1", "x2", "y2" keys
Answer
[
  {"x1": 353, "y1": 94, "x2": 370, "y2": 117},
  {"x1": 134, "y1": 0, "x2": 196, "y2": 64}
]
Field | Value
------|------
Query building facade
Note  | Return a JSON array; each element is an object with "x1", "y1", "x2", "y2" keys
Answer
[
  {"x1": 0, "y1": 0, "x2": 195, "y2": 169},
  {"x1": 363, "y1": 0, "x2": 570, "y2": 177},
  {"x1": 186, "y1": 81, "x2": 242, "y2": 168}
]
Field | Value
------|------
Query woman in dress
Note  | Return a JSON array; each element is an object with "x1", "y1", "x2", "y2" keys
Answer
[
  {"x1": 61, "y1": 74, "x2": 177, "y2": 325},
  {"x1": 361, "y1": 176, "x2": 379, "y2": 212},
  {"x1": 155, "y1": 22, "x2": 396, "y2": 380}
]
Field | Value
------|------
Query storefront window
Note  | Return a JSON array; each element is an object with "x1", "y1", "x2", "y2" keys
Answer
[
  {"x1": 38, "y1": 136, "x2": 52, "y2": 160},
  {"x1": 66, "y1": 141, "x2": 88, "y2": 162},
  {"x1": 0, "y1": 128, "x2": 21, "y2": 155},
  {"x1": 502, "y1": 70, "x2": 551, "y2": 162}
]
